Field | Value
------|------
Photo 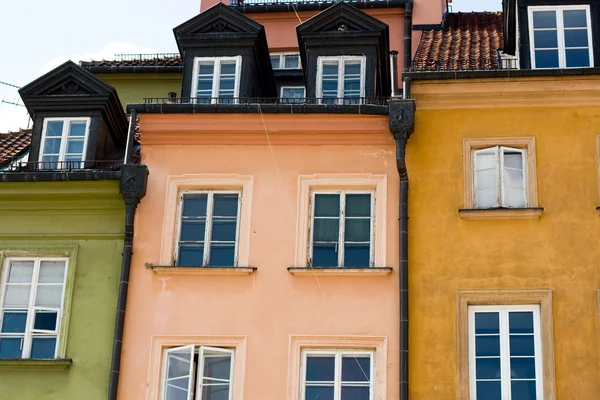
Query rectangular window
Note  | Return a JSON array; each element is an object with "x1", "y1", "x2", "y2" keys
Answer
[
  {"x1": 469, "y1": 305, "x2": 543, "y2": 400},
  {"x1": 309, "y1": 191, "x2": 373, "y2": 268},
  {"x1": 0, "y1": 258, "x2": 68, "y2": 359},
  {"x1": 317, "y1": 56, "x2": 365, "y2": 104},
  {"x1": 192, "y1": 56, "x2": 242, "y2": 104},
  {"x1": 473, "y1": 146, "x2": 527, "y2": 209},
  {"x1": 281, "y1": 86, "x2": 306, "y2": 103},
  {"x1": 302, "y1": 350, "x2": 373, "y2": 400},
  {"x1": 528, "y1": 5, "x2": 593, "y2": 68},
  {"x1": 176, "y1": 191, "x2": 241, "y2": 267},
  {"x1": 270, "y1": 53, "x2": 301, "y2": 69},
  {"x1": 162, "y1": 345, "x2": 234, "y2": 400},
  {"x1": 39, "y1": 117, "x2": 90, "y2": 168}
]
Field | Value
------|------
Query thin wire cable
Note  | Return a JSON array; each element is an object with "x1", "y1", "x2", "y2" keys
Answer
[
  {"x1": 0, "y1": 81, "x2": 21, "y2": 89},
  {"x1": 291, "y1": 2, "x2": 302, "y2": 23},
  {"x1": 255, "y1": 103, "x2": 280, "y2": 176}
]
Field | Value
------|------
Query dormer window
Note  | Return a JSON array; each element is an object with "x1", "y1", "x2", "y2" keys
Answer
[
  {"x1": 39, "y1": 117, "x2": 90, "y2": 168},
  {"x1": 528, "y1": 5, "x2": 594, "y2": 69},
  {"x1": 270, "y1": 53, "x2": 301, "y2": 69},
  {"x1": 316, "y1": 56, "x2": 365, "y2": 104},
  {"x1": 191, "y1": 56, "x2": 242, "y2": 103}
]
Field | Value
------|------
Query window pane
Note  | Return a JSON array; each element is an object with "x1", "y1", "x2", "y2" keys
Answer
[
  {"x1": 219, "y1": 77, "x2": 235, "y2": 92},
  {"x1": 509, "y1": 311, "x2": 534, "y2": 333},
  {"x1": 66, "y1": 139, "x2": 84, "y2": 154},
  {"x1": 270, "y1": 55, "x2": 281, "y2": 69},
  {"x1": 203, "y1": 351, "x2": 232, "y2": 380},
  {"x1": 313, "y1": 219, "x2": 339, "y2": 242},
  {"x1": 475, "y1": 336, "x2": 500, "y2": 357},
  {"x1": 563, "y1": 9, "x2": 587, "y2": 28},
  {"x1": 475, "y1": 312, "x2": 500, "y2": 334},
  {"x1": 345, "y1": 219, "x2": 370, "y2": 242},
  {"x1": 209, "y1": 244, "x2": 235, "y2": 266},
  {"x1": 344, "y1": 244, "x2": 370, "y2": 267},
  {"x1": 342, "y1": 356, "x2": 370, "y2": 382},
  {"x1": 220, "y1": 61, "x2": 236, "y2": 75},
  {"x1": 344, "y1": 77, "x2": 361, "y2": 92},
  {"x1": 314, "y1": 194, "x2": 340, "y2": 217},
  {"x1": 30, "y1": 337, "x2": 56, "y2": 359},
  {"x1": 503, "y1": 152, "x2": 523, "y2": 169},
  {"x1": 180, "y1": 220, "x2": 206, "y2": 242},
  {"x1": 510, "y1": 357, "x2": 536, "y2": 379},
  {"x1": 511, "y1": 380, "x2": 537, "y2": 400},
  {"x1": 39, "y1": 261, "x2": 66, "y2": 283},
  {"x1": 510, "y1": 335, "x2": 535, "y2": 357},
  {"x1": 200, "y1": 384, "x2": 230, "y2": 400},
  {"x1": 305, "y1": 386, "x2": 334, "y2": 400},
  {"x1": 69, "y1": 121, "x2": 87, "y2": 137},
  {"x1": 312, "y1": 243, "x2": 338, "y2": 267},
  {"x1": 341, "y1": 386, "x2": 370, "y2": 400},
  {"x1": 0, "y1": 338, "x2": 22, "y2": 359},
  {"x1": 211, "y1": 220, "x2": 237, "y2": 242},
  {"x1": 4, "y1": 285, "x2": 31, "y2": 308},
  {"x1": 182, "y1": 194, "x2": 207, "y2": 217},
  {"x1": 476, "y1": 152, "x2": 496, "y2": 170},
  {"x1": 322, "y1": 79, "x2": 338, "y2": 94},
  {"x1": 35, "y1": 285, "x2": 63, "y2": 308},
  {"x1": 33, "y1": 311, "x2": 58, "y2": 331},
  {"x1": 213, "y1": 194, "x2": 239, "y2": 217},
  {"x1": 476, "y1": 169, "x2": 497, "y2": 189},
  {"x1": 532, "y1": 10, "x2": 556, "y2": 29},
  {"x1": 504, "y1": 168, "x2": 524, "y2": 188},
  {"x1": 1, "y1": 312, "x2": 27, "y2": 333},
  {"x1": 535, "y1": 50, "x2": 559, "y2": 68},
  {"x1": 43, "y1": 138, "x2": 61, "y2": 154},
  {"x1": 165, "y1": 383, "x2": 190, "y2": 400},
  {"x1": 476, "y1": 188, "x2": 498, "y2": 208},
  {"x1": 281, "y1": 87, "x2": 305, "y2": 99},
  {"x1": 345, "y1": 194, "x2": 371, "y2": 217},
  {"x1": 476, "y1": 381, "x2": 501, "y2": 400},
  {"x1": 45, "y1": 121, "x2": 64, "y2": 137},
  {"x1": 322, "y1": 63, "x2": 338, "y2": 76},
  {"x1": 566, "y1": 49, "x2": 590, "y2": 68},
  {"x1": 504, "y1": 187, "x2": 526, "y2": 208},
  {"x1": 178, "y1": 245, "x2": 204, "y2": 266},
  {"x1": 167, "y1": 353, "x2": 192, "y2": 378},
  {"x1": 198, "y1": 77, "x2": 213, "y2": 93},
  {"x1": 284, "y1": 54, "x2": 299, "y2": 69},
  {"x1": 533, "y1": 30, "x2": 558, "y2": 48},
  {"x1": 7, "y1": 261, "x2": 34, "y2": 283},
  {"x1": 199, "y1": 63, "x2": 215, "y2": 75},
  {"x1": 306, "y1": 355, "x2": 335, "y2": 381},
  {"x1": 564, "y1": 29, "x2": 589, "y2": 48},
  {"x1": 476, "y1": 357, "x2": 501, "y2": 379}
]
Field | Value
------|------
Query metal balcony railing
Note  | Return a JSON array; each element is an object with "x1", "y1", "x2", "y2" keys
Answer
[
  {"x1": 5, "y1": 160, "x2": 124, "y2": 172},
  {"x1": 409, "y1": 57, "x2": 520, "y2": 72},
  {"x1": 143, "y1": 97, "x2": 391, "y2": 105},
  {"x1": 113, "y1": 53, "x2": 180, "y2": 62},
  {"x1": 229, "y1": 0, "x2": 391, "y2": 6}
]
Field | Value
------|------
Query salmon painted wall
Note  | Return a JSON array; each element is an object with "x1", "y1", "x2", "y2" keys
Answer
[{"x1": 117, "y1": 113, "x2": 401, "y2": 399}]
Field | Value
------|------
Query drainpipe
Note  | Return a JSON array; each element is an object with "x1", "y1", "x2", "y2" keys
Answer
[
  {"x1": 403, "y1": 0, "x2": 413, "y2": 71},
  {"x1": 389, "y1": 91, "x2": 415, "y2": 400},
  {"x1": 108, "y1": 164, "x2": 149, "y2": 400},
  {"x1": 390, "y1": 51, "x2": 399, "y2": 97}
]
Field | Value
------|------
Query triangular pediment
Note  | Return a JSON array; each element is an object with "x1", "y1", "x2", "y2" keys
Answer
[{"x1": 297, "y1": 2, "x2": 388, "y2": 35}]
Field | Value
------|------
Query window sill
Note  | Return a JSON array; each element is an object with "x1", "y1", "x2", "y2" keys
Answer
[
  {"x1": 458, "y1": 207, "x2": 544, "y2": 220},
  {"x1": 0, "y1": 358, "x2": 72, "y2": 371},
  {"x1": 148, "y1": 264, "x2": 257, "y2": 276},
  {"x1": 287, "y1": 267, "x2": 393, "y2": 276}
]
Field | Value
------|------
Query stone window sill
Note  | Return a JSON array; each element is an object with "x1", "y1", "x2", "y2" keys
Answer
[
  {"x1": 287, "y1": 267, "x2": 393, "y2": 276},
  {"x1": 148, "y1": 264, "x2": 257, "y2": 276},
  {"x1": 0, "y1": 358, "x2": 72, "y2": 371},
  {"x1": 458, "y1": 207, "x2": 544, "y2": 220}
]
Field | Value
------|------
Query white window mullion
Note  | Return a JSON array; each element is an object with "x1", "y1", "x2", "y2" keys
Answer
[
  {"x1": 338, "y1": 192, "x2": 346, "y2": 268},
  {"x1": 212, "y1": 60, "x2": 220, "y2": 103},
  {"x1": 533, "y1": 307, "x2": 544, "y2": 400},
  {"x1": 59, "y1": 121, "x2": 70, "y2": 163},
  {"x1": 499, "y1": 309, "x2": 511, "y2": 400},
  {"x1": 22, "y1": 259, "x2": 40, "y2": 358},
  {"x1": 204, "y1": 192, "x2": 215, "y2": 266},
  {"x1": 337, "y1": 59, "x2": 344, "y2": 103},
  {"x1": 334, "y1": 352, "x2": 342, "y2": 400},
  {"x1": 498, "y1": 147, "x2": 506, "y2": 207},
  {"x1": 233, "y1": 194, "x2": 243, "y2": 267},
  {"x1": 556, "y1": 10, "x2": 566, "y2": 68},
  {"x1": 369, "y1": 194, "x2": 375, "y2": 267}
]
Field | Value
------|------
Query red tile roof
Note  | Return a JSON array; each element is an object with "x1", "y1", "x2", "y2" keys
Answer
[
  {"x1": 80, "y1": 55, "x2": 182, "y2": 67},
  {"x1": 412, "y1": 12, "x2": 504, "y2": 72},
  {"x1": 0, "y1": 129, "x2": 32, "y2": 167}
]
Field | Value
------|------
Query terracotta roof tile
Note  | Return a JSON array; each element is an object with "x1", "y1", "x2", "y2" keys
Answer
[
  {"x1": 412, "y1": 12, "x2": 504, "y2": 72},
  {"x1": 80, "y1": 55, "x2": 182, "y2": 67},
  {"x1": 0, "y1": 129, "x2": 32, "y2": 167}
]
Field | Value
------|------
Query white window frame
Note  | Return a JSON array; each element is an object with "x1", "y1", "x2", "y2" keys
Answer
[
  {"x1": 280, "y1": 86, "x2": 306, "y2": 98},
  {"x1": 160, "y1": 345, "x2": 235, "y2": 400},
  {"x1": 301, "y1": 349, "x2": 375, "y2": 400},
  {"x1": 468, "y1": 305, "x2": 544, "y2": 400},
  {"x1": 528, "y1": 5, "x2": 594, "y2": 69},
  {"x1": 190, "y1": 56, "x2": 242, "y2": 103},
  {"x1": 270, "y1": 52, "x2": 301, "y2": 69},
  {"x1": 175, "y1": 190, "x2": 242, "y2": 267},
  {"x1": 39, "y1": 117, "x2": 91, "y2": 167},
  {"x1": 472, "y1": 146, "x2": 528, "y2": 209},
  {"x1": 0, "y1": 257, "x2": 69, "y2": 359},
  {"x1": 316, "y1": 56, "x2": 366, "y2": 104},
  {"x1": 308, "y1": 190, "x2": 375, "y2": 268}
]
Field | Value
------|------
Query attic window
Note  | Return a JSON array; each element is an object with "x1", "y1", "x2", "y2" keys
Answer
[
  {"x1": 39, "y1": 117, "x2": 90, "y2": 169},
  {"x1": 316, "y1": 56, "x2": 365, "y2": 104},
  {"x1": 191, "y1": 56, "x2": 242, "y2": 103}
]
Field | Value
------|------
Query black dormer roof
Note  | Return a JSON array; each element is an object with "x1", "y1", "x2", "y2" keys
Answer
[
  {"x1": 19, "y1": 60, "x2": 127, "y2": 147},
  {"x1": 296, "y1": 2, "x2": 391, "y2": 97},
  {"x1": 173, "y1": 3, "x2": 276, "y2": 97}
]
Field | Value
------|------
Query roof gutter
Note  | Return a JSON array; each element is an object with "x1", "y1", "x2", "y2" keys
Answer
[
  {"x1": 403, "y1": 0, "x2": 413, "y2": 71},
  {"x1": 389, "y1": 91, "x2": 415, "y2": 400},
  {"x1": 108, "y1": 164, "x2": 149, "y2": 400}
]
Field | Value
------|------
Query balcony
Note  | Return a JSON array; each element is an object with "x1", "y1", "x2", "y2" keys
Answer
[
  {"x1": 229, "y1": 0, "x2": 404, "y2": 13},
  {"x1": 408, "y1": 56, "x2": 520, "y2": 72},
  {"x1": 144, "y1": 97, "x2": 391, "y2": 105},
  {"x1": 4, "y1": 160, "x2": 125, "y2": 172}
]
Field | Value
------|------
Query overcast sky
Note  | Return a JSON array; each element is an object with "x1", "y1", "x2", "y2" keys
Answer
[{"x1": 0, "y1": 0, "x2": 501, "y2": 131}]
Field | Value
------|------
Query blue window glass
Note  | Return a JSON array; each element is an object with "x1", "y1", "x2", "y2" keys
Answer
[
  {"x1": 306, "y1": 356, "x2": 335, "y2": 381},
  {"x1": 0, "y1": 338, "x2": 22, "y2": 359},
  {"x1": 30, "y1": 337, "x2": 56, "y2": 359},
  {"x1": 534, "y1": 50, "x2": 559, "y2": 68},
  {"x1": 477, "y1": 381, "x2": 501, "y2": 400},
  {"x1": 1, "y1": 312, "x2": 27, "y2": 333},
  {"x1": 341, "y1": 356, "x2": 370, "y2": 381}
]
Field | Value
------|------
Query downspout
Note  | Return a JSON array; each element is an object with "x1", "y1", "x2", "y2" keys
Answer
[
  {"x1": 108, "y1": 164, "x2": 149, "y2": 400},
  {"x1": 389, "y1": 85, "x2": 415, "y2": 400},
  {"x1": 403, "y1": 0, "x2": 413, "y2": 71}
]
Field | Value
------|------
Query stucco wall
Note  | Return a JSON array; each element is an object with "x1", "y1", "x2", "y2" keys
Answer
[
  {"x1": 0, "y1": 181, "x2": 124, "y2": 400},
  {"x1": 407, "y1": 105, "x2": 600, "y2": 398},
  {"x1": 95, "y1": 74, "x2": 182, "y2": 108}
]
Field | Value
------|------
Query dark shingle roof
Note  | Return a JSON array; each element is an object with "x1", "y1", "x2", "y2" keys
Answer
[
  {"x1": 80, "y1": 55, "x2": 182, "y2": 67},
  {"x1": 412, "y1": 12, "x2": 504, "y2": 72},
  {"x1": 0, "y1": 130, "x2": 32, "y2": 167}
]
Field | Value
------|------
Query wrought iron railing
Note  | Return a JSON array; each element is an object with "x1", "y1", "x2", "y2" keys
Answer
[
  {"x1": 143, "y1": 97, "x2": 391, "y2": 105},
  {"x1": 4, "y1": 160, "x2": 124, "y2": 172},
  {"x1": 113, "y1": 53, "x2": 180, "y2": 62},
  {"x1": 409, "y1": 57, "x2": 519, "y2": 72},
  {"x1": 229, "y1": 0, "x2": 389, "y2": 6}
]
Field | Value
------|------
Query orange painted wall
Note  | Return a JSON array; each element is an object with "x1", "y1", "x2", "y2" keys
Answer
[{"x1": 117, "y1": 113, "x2": 401, "y2": 399}]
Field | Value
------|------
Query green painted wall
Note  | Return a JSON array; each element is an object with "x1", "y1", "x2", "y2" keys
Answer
[
  {"x1": 0, "y1": 181, "x2": 124, "y2": 400},
  {"x1": 95, "y1": 73, "x2": 182, "y2": 108}
]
